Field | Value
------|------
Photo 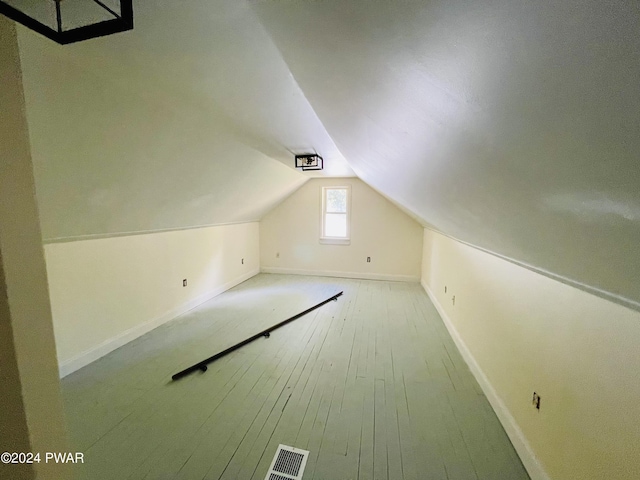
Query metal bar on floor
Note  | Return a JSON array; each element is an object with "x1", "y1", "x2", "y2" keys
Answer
[{"x1": 171, "y1": 291, "x2": 344, "y2": 381}]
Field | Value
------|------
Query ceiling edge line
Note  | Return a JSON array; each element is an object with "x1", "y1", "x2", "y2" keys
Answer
[
  {"x1": 425, "y1": 226, "x2": 640, "y2": 314},
  {"x1": 43, "y1": 220, "x2": 261, "y2": 245}
]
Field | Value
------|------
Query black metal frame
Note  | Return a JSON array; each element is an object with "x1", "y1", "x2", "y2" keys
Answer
[
  {"x1": 295, "y1": 154, "x2": 324, "y2": 171},
  {"x1": 0, "y1": 0, "x2": 133, "y2": 45},
  {"x1": 172, "y1": 291, "x2": 343, "y2": 381}
]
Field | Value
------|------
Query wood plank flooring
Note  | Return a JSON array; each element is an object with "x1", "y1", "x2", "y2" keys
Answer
[{"x1": 61, "y1": 274, "x2": 530, "y2": 480}]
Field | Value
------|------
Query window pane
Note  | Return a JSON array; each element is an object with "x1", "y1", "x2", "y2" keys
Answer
[
  {"x1": 326, "y1": 188, "x2": 347, "y2": 213},
  {"x1": 325, "y1": 213, "x2": 347, "y2": 237}
]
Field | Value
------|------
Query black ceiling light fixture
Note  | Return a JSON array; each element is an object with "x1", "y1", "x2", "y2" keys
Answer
[
  {"x1": 295, "y1": 154, "x2": 323, "y2": 171},
  {"x1": 0, "y1": 0, "x2": 133, "y2": 45}
]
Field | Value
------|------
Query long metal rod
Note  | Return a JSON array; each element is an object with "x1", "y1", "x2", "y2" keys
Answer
[
  {"x1": 172, "y1": 291, "x2": 343, "y2": 381},
  {"x1": 55, "y1": 0, "x2": 62, "y2": 33}
]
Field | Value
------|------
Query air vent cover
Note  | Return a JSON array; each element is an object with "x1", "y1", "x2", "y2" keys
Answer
[
  {"x1": 268, "y1": 474, "x2": 292, "y2": 480},
  {"x1": 264, "y1": 444, "x2": 309, "y2": 480}
]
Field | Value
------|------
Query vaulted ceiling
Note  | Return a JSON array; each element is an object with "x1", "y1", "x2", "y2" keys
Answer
[{"x1": 15, "y1": 0, "x2": 640, "y2": 307}]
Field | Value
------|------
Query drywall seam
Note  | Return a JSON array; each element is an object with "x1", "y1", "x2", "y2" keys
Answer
[
  {"x1": 423, "y1": 227, "x2": 640, "y2": 313},
  {"x1": 43, "y1": 220, "x2": 263, "y2": 244},
  {"x1": 421, "y1": 279, "x2": 551, "y2": 480},
  {"x1": 58, "y1": 267, "x2": 259, "y2": 377},
  {"x1": 261, "y1": 266, "x2": 418, "y2": 282}
]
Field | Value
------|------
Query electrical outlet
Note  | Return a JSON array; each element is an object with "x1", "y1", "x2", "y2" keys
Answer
[
  {"x1": 445, "y1": 286, "x2": 447, "y2": 293},
  {"x1": 183, "y1": 279, "x2": 187, "y2": 287},
  {"x1": 452, "y1": 295, "x2": 455, "y2": 306},
  {"x1": 241, "y1": 258, "x2": 244, "y2": 264},
  {"x1": 532, "y1": 392, "x2": 541, "y2": 410},
  {"x1": 366, "y1": 256, "x2": 371, "y2": 263}
]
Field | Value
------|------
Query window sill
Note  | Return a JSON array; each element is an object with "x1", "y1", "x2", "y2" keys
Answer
[{"x1": 319, "y1": 238, "x2": 351, "y2": 245}]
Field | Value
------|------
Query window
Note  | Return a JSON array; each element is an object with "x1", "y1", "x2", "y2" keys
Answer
[{"x1": 321, "y1": 186, "x2": 350, "y2": 245}]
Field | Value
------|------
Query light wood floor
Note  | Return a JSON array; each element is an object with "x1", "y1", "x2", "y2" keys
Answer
[{"x1": 61, "y1": 274, "x2": 529, "y2": 480}]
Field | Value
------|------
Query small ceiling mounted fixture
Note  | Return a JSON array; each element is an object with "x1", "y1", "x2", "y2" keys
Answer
[
  {"x1": 295, "y1": 154, "x2": 323, "y2": 171},
  {"x1": 0, "y1": 0, "x2": 133, "y2": 45}
]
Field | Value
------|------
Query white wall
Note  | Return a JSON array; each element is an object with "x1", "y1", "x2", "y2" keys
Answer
[
  {"x1": 255, "y1": 0, "x2": 640, "y2": 308},
  {"x1": 46, "y1": 223, "x2": 259, "y2": 376},
  {"x1": 261, "y1": 178, "x2": 422, "y2": 281},
  {"x1": 16, "y1": 19, "x2": 304, "y2": 379},
  {"x1": 0, "y1": 17, "x2": 70, "y2": 479},
  {"x1": 421, "y1": 228, "x2": 640, "y2": 480},
  {"x1": 16, "y1": 24, "x2": 306, "y2": 241}
]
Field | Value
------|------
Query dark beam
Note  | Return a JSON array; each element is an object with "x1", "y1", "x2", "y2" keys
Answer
[
  {"x1": 172, "y1": 291, "x2": 344, "y2": 381},
  {"x1": 0, "y1": 0, "x2": 133, "y2": 45},
  {"x1": 0, "y1": 1, "x2": 60, "y2": 43}
]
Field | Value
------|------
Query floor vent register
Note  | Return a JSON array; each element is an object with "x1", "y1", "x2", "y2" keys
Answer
[{"x1": 264, "y1": 444, "x2": 309, "y2": 480}]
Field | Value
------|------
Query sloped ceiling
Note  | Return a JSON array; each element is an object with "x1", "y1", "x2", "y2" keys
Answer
[
  {"x1": 16, "y1": 0, "x2": 353, "y2": 241},
  {"x1": 251, "y1": 0, "x2": 640, "y2": 307},
  {"x1": 13, "y1": 0, "x2": 640, "y2": 307}
]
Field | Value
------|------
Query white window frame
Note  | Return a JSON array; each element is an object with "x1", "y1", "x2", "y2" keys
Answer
[{"x1": 320, "y1": 185, "x2": 351, "y2": 245}]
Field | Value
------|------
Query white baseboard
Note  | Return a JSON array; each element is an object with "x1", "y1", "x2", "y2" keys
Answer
[
  {"x1": 421, "y1": 279, "x2": 551, "y2": 480},
  {"x1": 58, "y1": 268, "x2": 259, "y2": 377},
  {"x1": 260, "y1": 266, "x2": 419, "y2": 283}
]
